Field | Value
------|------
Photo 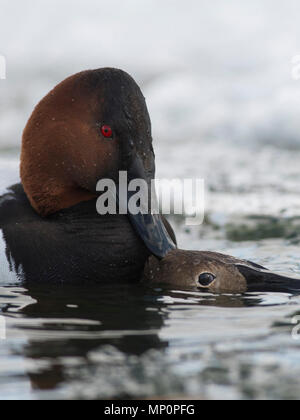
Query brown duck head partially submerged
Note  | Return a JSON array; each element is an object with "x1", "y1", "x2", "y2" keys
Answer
[{"x1": 143, "y1": 249, "x2": 300, "y2": 294}]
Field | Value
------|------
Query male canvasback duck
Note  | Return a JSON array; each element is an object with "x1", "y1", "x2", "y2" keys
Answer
[
  {"x1": 0, "y1": 68, "x2": 176, "y2": 283},
  {"x1": 143, "y1": 250, "x2": 300, "y2": 294}
]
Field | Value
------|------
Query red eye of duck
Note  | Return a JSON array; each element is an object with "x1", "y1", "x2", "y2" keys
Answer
[{"x1": 101, "y1": 125, "x2": 113, "y2": 139}]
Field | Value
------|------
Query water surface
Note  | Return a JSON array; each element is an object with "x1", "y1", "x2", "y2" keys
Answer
[
  {"x1": 0, "y1": 240, "x2": 300, "y2": 400},
  {"x1": 1, "y1": 0, "x2": 300, "y2": 400}
]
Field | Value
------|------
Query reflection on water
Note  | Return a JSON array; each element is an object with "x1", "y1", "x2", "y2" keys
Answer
[{"x1": 1, "y1": 274, "x2": 300, "y2": 400}]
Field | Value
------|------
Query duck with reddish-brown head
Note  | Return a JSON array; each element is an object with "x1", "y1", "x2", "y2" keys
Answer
[{"x1": 0, "y1": 68, "x2": 176, "y2": 283}]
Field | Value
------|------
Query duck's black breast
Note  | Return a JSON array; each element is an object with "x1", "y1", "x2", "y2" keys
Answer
[{"x1": 0, "y1": 184, "x2": 150, "y2": 283}]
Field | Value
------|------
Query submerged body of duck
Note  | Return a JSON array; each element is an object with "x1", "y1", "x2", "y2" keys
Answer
[{"x1": 0, "y1": 184, "x2": 150, "y2": 283}]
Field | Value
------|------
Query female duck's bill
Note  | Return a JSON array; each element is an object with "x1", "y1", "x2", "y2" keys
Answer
[
  {"x1": 236, "y1": 264, "x2": 300, "y2": 293},
  {"x1": 143, "y1": 250, "x2": 300, "y2": 294}
]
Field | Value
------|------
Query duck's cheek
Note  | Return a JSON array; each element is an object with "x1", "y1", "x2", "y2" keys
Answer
[
  {"x1": 77, "y1": 141, "x2": 120, "y2": 190},
  {"x1": 95, "y1": 143, "x2": 120, "y2": 180},
  {"x1": 207, "y1": 276, "x2": 247, "y2": 294},
  {"x1": 206, "y1": 279, "x2": 222, "y2": 292}
]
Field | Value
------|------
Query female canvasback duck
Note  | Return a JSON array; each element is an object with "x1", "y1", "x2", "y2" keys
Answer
[
  {"x1": 0, "y1": 68, "x2": 176, "y2": 283},
  {"x1": 143, "y1": 250, "x2": 300, "y2": 294}
]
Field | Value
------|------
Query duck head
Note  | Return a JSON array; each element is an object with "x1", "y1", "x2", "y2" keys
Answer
[
  {"x1": 21, "y1": 68, "x2": 176, "y2": 258},
  {"x1": 143, "y1": 250, "x2": 248, "y2": 293},
  {"x1": 143, "y1": 249, "x2": 300, "y2": 294}
]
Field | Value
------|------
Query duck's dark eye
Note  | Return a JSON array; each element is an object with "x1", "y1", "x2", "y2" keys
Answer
[
  {"x1": 198, "y1": 272, "x2": 216, "y2": 287},
  {"x1": 101, "y1": 125, "x2": 113, "y2": 139}
]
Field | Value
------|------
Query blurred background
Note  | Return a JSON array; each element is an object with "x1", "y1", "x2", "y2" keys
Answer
[
  {"x1": 1, "y1": 0, "x2": 300, "y2": 400},
  {"x1": 1, "y1": 0, "x2": 300, "y2": 254}
]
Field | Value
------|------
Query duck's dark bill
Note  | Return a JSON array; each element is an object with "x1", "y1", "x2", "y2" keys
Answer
[
  {"x1": 128, "y1": 210, "x2": 176, "y2": 259},
  {"x1": 115, "y1": 188, "x2": 176, "y2": 259},
  {"x1": 118, "y1": 150, "x2": 176, "y2": 259},
  {"x1": 236, "y1": 264, "x2": 300, "y2": 293}
]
